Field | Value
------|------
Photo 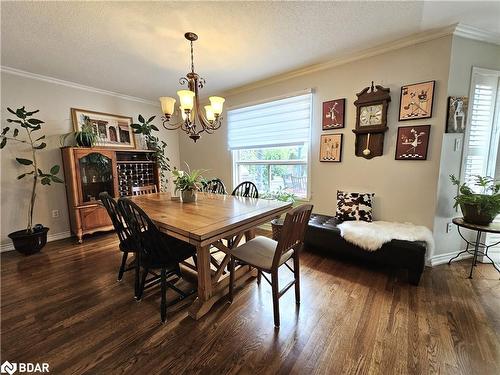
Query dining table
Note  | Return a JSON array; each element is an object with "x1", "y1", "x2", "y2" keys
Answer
[{"x1": 129, "y1": 192, "x2": 292, "y2": 319}]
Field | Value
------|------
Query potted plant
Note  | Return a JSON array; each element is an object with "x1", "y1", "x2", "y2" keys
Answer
[
  {"x1": 172, "y1": 163, "x2": 205, "y2": 203},
  {"x1": 131, "y1": 115, "x2": 171, "y2": 189},
  {"x1": 261, "y1": 188, "x2": 297, "y2": 241},
  {"x1": 450, "y1": 174, "x2": 500, "y2": 225},
  {"x1": 61, "y1": 115, "x2": 99, "y2": 148},
  {"x1": 1, "y1": 107, "x2": 64, "y2": 255}
]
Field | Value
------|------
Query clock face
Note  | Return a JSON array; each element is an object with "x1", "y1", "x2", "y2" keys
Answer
[{"x1": 359, "y1": 104, "x2": 383, "y2": 126}]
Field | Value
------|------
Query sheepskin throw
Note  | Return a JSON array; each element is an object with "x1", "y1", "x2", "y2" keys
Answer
[{"x1": 337, "y1": 220, "x2": 434, "y2": 253}]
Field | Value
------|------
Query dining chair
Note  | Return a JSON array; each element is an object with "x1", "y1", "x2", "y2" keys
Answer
[
  {"x1": 131, "y1": 184, "x2": 158, "y2": 196},
  {"x1": 232, "y1": 181, "x2": 259, "y2": 198},
  {"x1": 99, "y1": 192, "x2": 140, "y2": 294},
  {"x1": 118, "y1": 197, "x2": 197, "y2": 323},
  {"x1": 203, "y1": 178, "x2": 227, "y2": 194},
  {"x1": 228, "y1": 204, "x2": 313, "y2": 328}
]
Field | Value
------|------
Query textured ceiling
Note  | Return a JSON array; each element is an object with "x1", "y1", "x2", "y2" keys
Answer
[{"x1": 1, "y1": 1, "x2": 499, "y2": 101}]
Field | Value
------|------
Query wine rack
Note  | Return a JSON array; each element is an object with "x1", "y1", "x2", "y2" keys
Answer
[{"x1": 117, "y1": 162, "x2": 156, "y2": 196}]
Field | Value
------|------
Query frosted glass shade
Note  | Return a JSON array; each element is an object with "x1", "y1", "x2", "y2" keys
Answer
[
  {"x1": 177, "y1": 90, "x2": 195, "y2": 110},
  {"x1": 159, "y1": 97, "x2": 176, "y2": 115},
  {"x1": 204, "y1": 105, "x2": 215, "y2": 122},
  {"x1": 209, "y1": 96, "x2": 225, "y2": 115},
  {"x1": 180, "y1": 106, "x2": 188, "y2": 121}
]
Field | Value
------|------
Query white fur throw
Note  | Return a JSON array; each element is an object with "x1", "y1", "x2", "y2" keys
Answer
[{"x1": 337, "y1": 220, "x2": 434, "y2": 253}]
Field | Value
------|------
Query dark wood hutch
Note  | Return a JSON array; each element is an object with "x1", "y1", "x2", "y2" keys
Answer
[{"x1": 61, "y1": 147, "x2": 159, "y2": 242}]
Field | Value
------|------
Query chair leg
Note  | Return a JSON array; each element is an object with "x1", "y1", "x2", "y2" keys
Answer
[
  {"x1": 134, "y1": 254, "x2": 140, "y2": 299},
  {"x1": 137, "y1": 266, "x2": 149, "y2": 301},
  {"x1": 229, "y1": 257, "x2": 235, "y2": 303},
  {"x1": 160, "y1": 268, "x2": 167, "y2": 323},
  {"x1": 118, "y1": 252, "x2": 128, "y2": 281},
  {"x1": 257, "y1": 270, "x2": 262, "y2": 285},
  {"x1": 293, "y1": 253, "x2": 300, "y2": 304},
  {"x1": 271, "y1": 269, "x2": 280, "y2": 328}
]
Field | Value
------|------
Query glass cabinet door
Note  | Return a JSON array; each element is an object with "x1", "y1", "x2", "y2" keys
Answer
[{"x1": 78, "y1": 152, "x2": 114, "y2": 203}]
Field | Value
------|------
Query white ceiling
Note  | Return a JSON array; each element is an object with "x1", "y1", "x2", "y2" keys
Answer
[{"x1": 1, "y1": 1, "x2": 499, "y2": 101}]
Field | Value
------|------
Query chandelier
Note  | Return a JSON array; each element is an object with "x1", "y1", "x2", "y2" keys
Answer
[{"x1": 159, "y1": 32, "x2": 225, "y2": 142}]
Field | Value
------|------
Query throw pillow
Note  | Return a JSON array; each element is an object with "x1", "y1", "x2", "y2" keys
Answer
[{"x1": 336, "y1": 191, "x2": 374, "y2": 222}]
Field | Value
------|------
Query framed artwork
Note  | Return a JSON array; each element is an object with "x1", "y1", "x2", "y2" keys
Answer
[
  {"x1": 71, "y1": 108, "x2": 136, "y2": 149},
  {"x1": 395, "y1": 125, "x2": 431, "y2": 160},
  {"x1": 320, "y1": 134, "x2": 343, "y2": 162},
  {"x1": 399, "y1": 81, "x2": 435, "y2": 121},
  {"x1": 446, "y1": 96, "x2": 468, "y2": 133},
  {"x1": 322, "y1": 98, "x2": 345, "y2": 130}
]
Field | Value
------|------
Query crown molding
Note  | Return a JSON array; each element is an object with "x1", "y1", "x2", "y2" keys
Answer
[
  {"x1": 0, "y1": 66, "x2": 159, "y2": 106},
  {"x1": 454, "y1": 23, "x2": 500, "y2": 46}
]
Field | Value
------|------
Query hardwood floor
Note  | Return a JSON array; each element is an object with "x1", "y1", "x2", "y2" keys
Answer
[{"x1": 1, "y1": 232, "x2": 499, "y2": 374}]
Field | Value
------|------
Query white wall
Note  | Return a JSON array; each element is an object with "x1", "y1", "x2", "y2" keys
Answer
[
  {"x1": 180, "y1": 36, "x2": 453, "y2": 240},
  {"x1": 0, "y1": 72, "x2": 180, "y2": 248}
]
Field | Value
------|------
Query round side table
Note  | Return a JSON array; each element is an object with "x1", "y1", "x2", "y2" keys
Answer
[{"x1": 448, "y1": 217, "x2": 500, "y2": 279}]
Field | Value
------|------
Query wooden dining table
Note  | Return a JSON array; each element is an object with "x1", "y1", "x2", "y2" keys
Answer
[{"x1": 129, "y1": 192, "x2": 292, "y2": 319}]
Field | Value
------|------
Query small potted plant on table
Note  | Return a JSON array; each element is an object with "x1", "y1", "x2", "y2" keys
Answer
[
  {"x1": 172, "y1": 163, "x2": 205, "y2": 203},
  {"x1": 450, "y1": 174, "x2": 500, "y2": 225},
  {"x1": 1, "y1": 107, "x2": 64, "y2": 255}
]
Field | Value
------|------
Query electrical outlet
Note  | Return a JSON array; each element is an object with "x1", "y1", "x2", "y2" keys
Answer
[
  {"x1": 446, "y1": 222, "x2": 453, "y2": 233},
  {"x1": 51, "y1": 209, "x2": 60, "y2": 218}
]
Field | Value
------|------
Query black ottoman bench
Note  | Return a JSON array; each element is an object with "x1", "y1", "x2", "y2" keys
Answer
[{"x1": 304, "y1": 214, "x2": 426, "y2": 285}]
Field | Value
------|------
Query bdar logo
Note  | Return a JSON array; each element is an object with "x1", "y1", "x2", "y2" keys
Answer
[{"x1": 0, "y1": 361, "x2": 17, "y2": 375}]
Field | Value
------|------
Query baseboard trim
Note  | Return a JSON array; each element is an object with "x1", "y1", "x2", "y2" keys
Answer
[
  {"x1": 0, "y1": 230, "x2": 72, "y2": 253},
  {"x1": 428, "y1": 249, "x2": 472, "y2": 266}
]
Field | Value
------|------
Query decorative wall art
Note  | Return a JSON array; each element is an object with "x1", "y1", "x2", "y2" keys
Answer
[
  {"x1": 446, "y1": 96, "x2": 468, "y2": 133},
  {"x1": 399, "y1": 81, "x2": 435, "y2": 121},
  {"x1": 320, "y1": 134, "x2": 343, "y2": 162},
  {"x1": 71, "y1": 108, "x2": 136, "y2": 148},
  {"x1": 322, "y1": 98, "x2": 345, "y2": 130},
  {"x1": 395, "y1": 125, "x2": 431, "y2": 160}
]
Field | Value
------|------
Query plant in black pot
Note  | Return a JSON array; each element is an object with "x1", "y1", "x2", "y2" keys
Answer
[
  {"x1": 61, "y1": 115, "x2": 99, "y2": 147},
  {"x1": 1, "y1": 107, "x2": 64, "y2": 255},
  {"x1": 450, "y1": 174, "x2": 500, "y2": 225}
]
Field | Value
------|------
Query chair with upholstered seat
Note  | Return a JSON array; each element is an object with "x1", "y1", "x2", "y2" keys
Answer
[
  {"x1": 232, "y1": 181, "x2": 259, "y2": 198},
  {"x1": 118, "y1": 197, "x2": 197, "y2": 323},
  {"x1": 228, "y1": 204, "x2": 313, "y2": 328},
  {"x1": 202, "y1": 178, "x2": 227, "y2": 194}
]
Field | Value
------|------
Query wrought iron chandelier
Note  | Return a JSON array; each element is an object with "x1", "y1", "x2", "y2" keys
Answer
[{"x1": 159, "y1": 32, "x2": 225, "y2": 142}]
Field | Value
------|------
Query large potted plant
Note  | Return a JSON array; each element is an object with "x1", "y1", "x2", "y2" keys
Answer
[
  {"x1": 1, "y1": 107, "x2": 64, "y2": 255},
  {"x1": 450, "y1": 174, "x2": 500, "y2": 225},
  {"x1": 172, "y1": 163, "x2": 205, "y2": 203}
]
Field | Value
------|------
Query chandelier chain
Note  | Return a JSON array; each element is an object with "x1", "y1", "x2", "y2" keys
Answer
[{"x1": 190, "y1": 40, "x2": 195, "y2": 73}]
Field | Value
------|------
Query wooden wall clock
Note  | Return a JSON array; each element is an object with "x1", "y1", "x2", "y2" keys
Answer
[{"x1": 352, "y1": 82, "x2": 391, "y2": 159}]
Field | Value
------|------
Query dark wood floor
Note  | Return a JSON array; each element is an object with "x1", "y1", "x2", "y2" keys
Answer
[{"x1": 1, "y1": 232, "x2": 499, "y2": 374}]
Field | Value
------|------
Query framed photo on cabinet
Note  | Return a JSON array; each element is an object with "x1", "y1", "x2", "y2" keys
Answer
[
  {"x1": 322, "y1": 98, "x2": 345, "y2": 130},
  {"x1": 320, "y1": 134, "x2": 343, "y2": 162},
  {"x1": 399, "y1": 81, "x2": 435, "y2": 121},
  {"x1": 395, "y1": 125, "x2": 431, "y2": 160}
]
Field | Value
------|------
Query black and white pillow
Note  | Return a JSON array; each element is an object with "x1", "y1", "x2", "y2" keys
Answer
[{"x1": 336, "y1": 191, "x2": 374, "y2": 222}]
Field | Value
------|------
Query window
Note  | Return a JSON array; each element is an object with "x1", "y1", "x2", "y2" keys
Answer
[{"x1": 228, "y1": 91, "x2": 312, "y2": 198}]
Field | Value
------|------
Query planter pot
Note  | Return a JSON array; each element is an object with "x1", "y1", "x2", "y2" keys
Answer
[
  {"x1": 271, "y1": 218, "x2": 284, "y2": 241},
  {"x1": 460, "y1": 203, "x2": 496, "y2": 226},
  {"x1": 8, "y1": 227, "x2": 49, "y2": 255},
  {"x1": 75, "y1": 132, "x2": 94, "y2": 147},
  {"x1": 181, "y1": 190, "x2": 197, "y2": 203}
]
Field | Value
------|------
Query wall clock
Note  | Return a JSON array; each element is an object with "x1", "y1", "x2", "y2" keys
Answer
[{"x1": 353, "y1": 82, "x2": 391, "y2": 159}]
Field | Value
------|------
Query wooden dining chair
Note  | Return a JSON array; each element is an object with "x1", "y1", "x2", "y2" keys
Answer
[
  {"x1": 232, "y1": 181, "x2": 259, "y2": 198},
  {"x1": 131, "y1": 184, "x2": 158, "y2": 196},
  {"x1": 118, "y1": 197, "x2": 197, "y2": 323},
  {"x1": 228, "y1": 204, "x2": 313, "y2": 328},
  {"x1": 202, "y1": 178, "x2": 227, "y2": 194}
]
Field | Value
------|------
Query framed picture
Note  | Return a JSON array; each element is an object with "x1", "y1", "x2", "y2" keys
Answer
[
  {"x1": 320, "y1": 134, "x2": 343, "y2": 162},
  {"x1": 71, "y1": 108, "x2": 136, "y2": 149},
  {"x1": 446, "y1": 96, "x2": 468, "y2": 133},
  {"x1": 395, "y1": 125, "x2": 431, "y2": 160},
  {"x1": 399, "y1": 81, "x2": 435, "y2": 121},
  {"x1": 322, "y1": 98, "x2": 345, "y2": 130}
]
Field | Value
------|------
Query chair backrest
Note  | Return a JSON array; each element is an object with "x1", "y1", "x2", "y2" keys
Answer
[
  {"x1": 99, "y1": 192, "x2": 131, "y2": 244},
  {"x1": 232, "y1": 181, "x2": 259, "y2": 198},
  {"x1": 273, "y1": 204, "x2": 313, "y2": 269},
  {"x1": 203, "y1": 178, "x2": 227, "y2": 194},
  {"x1": 117, "y1": 197, "x2": 175, "y2": 262},
  {"x1": 131, "y1": 184, "x2": 158, "y2": 196}
]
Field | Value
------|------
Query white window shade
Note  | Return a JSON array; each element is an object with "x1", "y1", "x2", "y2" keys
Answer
[{"x1": 228, "y1": 92, "x2": 312, "y2": 150}]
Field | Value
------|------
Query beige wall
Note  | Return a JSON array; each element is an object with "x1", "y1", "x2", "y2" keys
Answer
[
  {"x1": 0, "y1": 72, "x2": 180, "y2": 248},
  {"x1": 180, "y1": 36, "x2": 453, "y2": 246}
]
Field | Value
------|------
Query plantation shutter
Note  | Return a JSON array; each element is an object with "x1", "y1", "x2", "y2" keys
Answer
[{"x1": 227, "y1": 91, "x2": 312, "y2": 150}]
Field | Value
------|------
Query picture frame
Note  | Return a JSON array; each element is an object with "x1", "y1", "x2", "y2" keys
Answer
[
  {"x1": 399, "y1": 81, "x2": 435, "y2": 121},
  {"x1": 71, "y1": 108, "x2": 136, "y2": 149},
  {"x1": 320, "y1": 134, "x2": 343, "y2": 162},
  {"x1": 395, "y1": 125, "x2": 431, "y2": 160},
  {"x1": 322, "y1": 98, "x2": 345, "y2": 130},
  {"x1": 446, "y1": 96, "x2": 468, "y2": 133}
]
